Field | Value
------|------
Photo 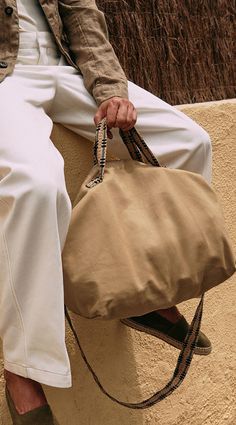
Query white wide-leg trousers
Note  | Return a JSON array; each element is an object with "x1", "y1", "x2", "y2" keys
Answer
[{"x1": 0, "y1": 32, "x2": 212, "y2": 388}]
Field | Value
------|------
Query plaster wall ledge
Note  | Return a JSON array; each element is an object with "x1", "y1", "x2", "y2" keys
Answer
[{"x1": 0, "y1": 99, "x2": 235, "y2": 425}]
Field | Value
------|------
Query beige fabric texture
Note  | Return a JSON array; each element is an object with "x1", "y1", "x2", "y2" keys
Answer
[
  {"x1": 0, "y1": 0, "x2": 128, "y2": 105},
  {"x1": 62, "y1": 133, "x2": 235, "y2": 319},
  {"x1": 0, "y1": 100, "x2": 236, "y2": 424}
]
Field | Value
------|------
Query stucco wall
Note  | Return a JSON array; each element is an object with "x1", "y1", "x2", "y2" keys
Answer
[{"x1": 0, "y1": 100, "x2": 235, "y2": 425}]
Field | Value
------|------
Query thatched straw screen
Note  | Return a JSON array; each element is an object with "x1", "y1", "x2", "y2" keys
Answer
[{"x1": 96, "y1": 0, "x2": 236, "y2": 105}]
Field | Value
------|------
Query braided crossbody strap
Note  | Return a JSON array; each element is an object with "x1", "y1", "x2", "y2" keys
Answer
[
  {"x1": 65, "y1": 295, "x2": 203, "y2": 409},
  {"x1": 65, "y1": 119, "x2": 205, "y2": 409}
]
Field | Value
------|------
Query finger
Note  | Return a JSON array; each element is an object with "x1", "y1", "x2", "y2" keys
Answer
[
  {"x1": 115, "y1": 101, "x2": 136, "y2": 129},
  {"x1": 107, "y1": 128, "x2": 113, "y2": 139},
  {"x1": 118, "y1": 106, "x2": 137, "y2": 132},
  {"x1": 106, "y1": 100, "x2": 120, "y2": 129},
  {"x1": 94, "y1": 108, "x2": 106, "y2": 126},
  {"x1": 114, "y1": 102, "x2": 130, "y2": 128}
]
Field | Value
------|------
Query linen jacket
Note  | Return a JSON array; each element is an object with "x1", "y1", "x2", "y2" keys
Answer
[{"x1": 0, "y1": 0, "x2": 128, "y2": 105}]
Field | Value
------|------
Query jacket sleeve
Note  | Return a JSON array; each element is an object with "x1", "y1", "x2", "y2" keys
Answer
[{"x1": 58, "y1": 0, "x2": 129, "y2": 106}]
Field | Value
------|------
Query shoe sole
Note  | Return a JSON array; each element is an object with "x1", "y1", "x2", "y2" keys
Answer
[{"x1": 121, "y1": 318, "x2": 212, "y2": 356}]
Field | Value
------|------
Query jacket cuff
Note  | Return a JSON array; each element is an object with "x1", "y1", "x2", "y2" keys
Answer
[{"x1": 93, "y1": 81, "x2": 129, "y2": 106}]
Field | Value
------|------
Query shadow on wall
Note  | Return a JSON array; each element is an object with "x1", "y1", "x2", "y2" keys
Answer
[
  {"x1": 45, "y1": 317, "x2": 147, "y2": 424},
  {"x1": 0, "y1": 317, "x2": 151, "y2": 425}
]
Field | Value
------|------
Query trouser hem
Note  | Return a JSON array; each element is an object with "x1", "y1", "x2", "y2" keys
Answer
[{"x1": 4, "y1": 360, "x2": 72, "y2": 388}]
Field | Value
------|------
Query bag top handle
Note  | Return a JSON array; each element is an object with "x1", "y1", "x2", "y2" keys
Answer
[
  {"x1": 119, "y1": 126, "x2": 161, "y2": 167},
  {"x1": 88, "y1": 118, "x2": 162, "y2": 188}
]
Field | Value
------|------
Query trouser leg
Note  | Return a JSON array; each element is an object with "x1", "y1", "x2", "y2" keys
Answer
[
  {"x1": 50, "y1": 69, "x2": 212, "y2": 183},
  {"x1": 0, "y1": 71, "x2": 72, "y2": 388}
]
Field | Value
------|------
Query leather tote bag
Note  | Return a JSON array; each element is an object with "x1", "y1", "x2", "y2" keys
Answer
[{"x1": 62, "y1": 118, "x2": 235, "y2": 320}]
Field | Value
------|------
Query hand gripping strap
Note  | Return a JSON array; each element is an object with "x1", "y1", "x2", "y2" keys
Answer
[
  {"x1": 87, "y1": 119, "x2": 161, "y2": 188},
  {"x1": 65, "y1": 295, "x2": 204, "y2": 409}
]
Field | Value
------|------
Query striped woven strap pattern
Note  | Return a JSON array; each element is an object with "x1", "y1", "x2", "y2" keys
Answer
[
  {"x1": 65, "y1": 295, "x2": 204, "y2": 409},
  {"x1": 88, "y1": 118, "x2": 161, "y2": 188}
]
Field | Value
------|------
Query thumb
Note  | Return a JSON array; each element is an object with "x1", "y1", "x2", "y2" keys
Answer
[{"x1": 94, "y1": 104, "x2": 107, "y2": 126}]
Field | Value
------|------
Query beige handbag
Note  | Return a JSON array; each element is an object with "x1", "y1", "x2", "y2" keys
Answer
[
  {"x1": 62, "y1": 118, "x2": 235, "y2": 408},
  {"x1": 62, "y1": 118, "x2": 235, "y2": 320}
]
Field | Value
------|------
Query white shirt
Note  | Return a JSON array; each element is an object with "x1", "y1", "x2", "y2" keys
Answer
[
  {"x1": 17, "y1": 0, "x2": 51, "y2": 32},
  {"x1": 16, "y1": 0, "x2": 63, "y2": 65}
]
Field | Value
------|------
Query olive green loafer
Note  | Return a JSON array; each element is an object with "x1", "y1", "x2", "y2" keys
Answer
[
  {"x1": 5, "y1": 386, "x2": 58, "y2": 425},
  {"x1": 121, "y1": 312, "x2": 212, "y2": 355}
]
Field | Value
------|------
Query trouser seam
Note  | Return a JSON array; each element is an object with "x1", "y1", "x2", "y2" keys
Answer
[
  {"x1": 0, "y1": 199, "x2": 29, "y2": 369},
  {"x1": 5, "y1": 359, "x2": 70, "y2": 376}
]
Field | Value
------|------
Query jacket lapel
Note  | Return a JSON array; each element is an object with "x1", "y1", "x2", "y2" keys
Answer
[{"x1": 38, "y1": 0, "x2": 61, "y2": 38}]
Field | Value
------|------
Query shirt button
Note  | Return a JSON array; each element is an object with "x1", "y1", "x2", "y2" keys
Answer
[
  {"x1": 5, "y1": 6, "x2": 13, "y2": 16},
  {"x1": 0, "y1": 61, "x2": 8, "y2": 68}
]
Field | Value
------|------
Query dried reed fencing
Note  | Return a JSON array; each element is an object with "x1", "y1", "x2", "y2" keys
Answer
[{"x1": 97, "y1": 0, "x2": 236, "y2": 104}]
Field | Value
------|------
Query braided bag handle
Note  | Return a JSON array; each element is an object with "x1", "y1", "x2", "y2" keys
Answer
[
  {"x1": 87, "y1": 118, "x2": 161, "y2": 188},
  {"x1": 119, "y1": 126, "x2": 161, "y2": 167},
  {"x1": 65, "y1": 119, "x2": 205, "y2": 408}
]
